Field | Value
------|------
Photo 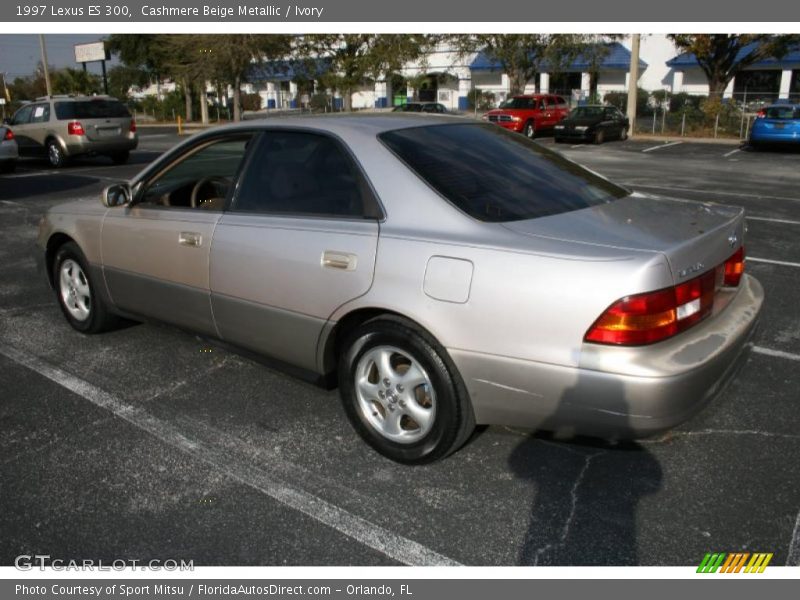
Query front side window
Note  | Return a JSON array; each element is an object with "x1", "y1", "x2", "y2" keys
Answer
[
  {"x1": 137, "y1": 136, "x2": 252, "y2": 211},
  {"x1": 380, "y1": 123, "x2": 629, "y2": 223},
  {"x1": 233, "y1": 131, "x2": 380, "y2": 219},
  {"x1": 12, "y1": 105, "x2": 33, "y2": 125}
]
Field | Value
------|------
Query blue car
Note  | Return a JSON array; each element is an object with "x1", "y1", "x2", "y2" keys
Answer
[{"x1": 749, "y1": 103, "x2": 800, "y2": 147}]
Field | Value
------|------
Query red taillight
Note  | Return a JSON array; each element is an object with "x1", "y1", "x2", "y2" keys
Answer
[
  {"x1": 585, "y1": 249, "x2": 744, "y2": 346},
  {"x1": 756, "y1": 109, "x2": 766, "y2": 119},
  {"x1": 724, "y1": 246, "x2": 745, "y2": 287},
  {"x1": 3, "y1": 128, "x2": 13, "y2": 141},
  {"x1": 129, "y1": 120, "x2": 137, "y2": 133},
  {"x1": 67, "y1": 121, "x2": 85, "y2": 136}
]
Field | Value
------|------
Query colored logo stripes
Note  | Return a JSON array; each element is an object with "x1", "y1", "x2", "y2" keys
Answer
[{"x1": 697, "y1": 552, "x2": 773, "y2": 573}]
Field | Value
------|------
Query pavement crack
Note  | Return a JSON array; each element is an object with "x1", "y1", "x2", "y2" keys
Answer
[
  {"x1": 788, "y1": 508, "x2": 800, "y2": 566},
  {"x1": 531, "y1": 449, "x2": 604, "y2": 566},
  {"x1": 643, "y1": 429, "x2": 800, "y2": 443}
]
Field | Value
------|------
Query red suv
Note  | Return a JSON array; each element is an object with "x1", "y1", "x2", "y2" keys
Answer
[{"x1": 483, "y1": 94, "x2": 570, "y2": 138}]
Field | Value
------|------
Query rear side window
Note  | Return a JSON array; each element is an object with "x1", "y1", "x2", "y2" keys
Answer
[
  {"x1": 379, "y1": 123, "x2": 629, "y2": 222},
  {"x1": 233, "y1": 131, "x2": 381, "y2": 219},
  {"x1": 12, "y1": 105, "x2": 33, "y2": 125},
  {"x1": 31, "y1": 103, "x2": 50, "y2": 123},
  {"x1": 55, "y1": 100, "x2": 131, "y2": 120}
]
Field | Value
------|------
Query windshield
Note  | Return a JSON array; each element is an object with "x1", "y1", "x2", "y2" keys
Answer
[
  {"x1": 55, "y1": 101, "x2": 131, "y2": 120},
  {"x1": 570, "y1": 107, "x2": 604, "y2": 119},
  {"x1": 379, "y1": 123, "x2": 629, "y2": 223},
  {"x1": 499, "y1": 97, "x2": 536, "y2": 109},
  {"x1": 764, "y1": 106, "x2": 799, "y2": 120}
]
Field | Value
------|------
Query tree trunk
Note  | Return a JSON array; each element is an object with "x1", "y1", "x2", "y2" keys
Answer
[
  {"x1": 183, "y1": 79, "x2": 193, "y2": 123},
  {"x1": 199, "y1": 85, "x2": 209, "y2": 125},
  {"x1": 233, "y1": 76, "x2": 241, "y2": 122},
  {"x1": 343, "y1": 87, "x2": 353, "y2": 112},
  {"x1": 707, "y1": 72, "x2": 730, "y2": 102}
]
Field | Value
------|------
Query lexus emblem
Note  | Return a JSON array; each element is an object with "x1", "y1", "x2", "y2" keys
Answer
[{"x1": 728, "y1": 232, "x2": 738, "y2": 248}]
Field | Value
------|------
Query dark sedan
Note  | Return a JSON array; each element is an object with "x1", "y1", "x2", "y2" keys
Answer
[{"x1": 554, "y1": 105, "x2": 629, "y2": 144}]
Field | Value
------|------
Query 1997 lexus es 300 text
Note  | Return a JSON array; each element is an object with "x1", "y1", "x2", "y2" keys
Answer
[{"x1": 36, "y1": 115, "x2": 764, "y2": 463}]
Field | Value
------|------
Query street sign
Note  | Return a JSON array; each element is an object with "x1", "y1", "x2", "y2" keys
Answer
[{"x1": 74, "y1": 41, "x2": 107, "y2": 63}]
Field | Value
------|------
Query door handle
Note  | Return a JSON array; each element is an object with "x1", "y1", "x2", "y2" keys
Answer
[
  {"x1": 179, "y1": 232, "x2": 203, "y2": 247},
  {"x1": 322, "y1": 251, "x2": 357, "y2": 271}
]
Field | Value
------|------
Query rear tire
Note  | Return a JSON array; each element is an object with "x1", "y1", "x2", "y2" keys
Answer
[
  {"x1": 620, "y1": 127, "x2": 629, "y2": 141},
  {"x1": 554, "y1": 137, "x2": 564, "y2": 144},
  {"x1": 53, "y1": 242, "x2": 118, "y2": 334},
  {"x1": 0, "y1": 160, "x2": 14, "y2": 173},
  {"x1": 110, "y1": 151, "x2": 130, "y2": 165},
  {"x1": 47, "y1": 139, "x2": 66, "y2": 168},
  {"x1": 338, "y1": 317, "x2": 475, "y2": 464}
]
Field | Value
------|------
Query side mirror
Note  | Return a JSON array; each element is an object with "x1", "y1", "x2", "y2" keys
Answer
[{"x1": 101, "y1": 183, "x2": 131, "y2": 208}]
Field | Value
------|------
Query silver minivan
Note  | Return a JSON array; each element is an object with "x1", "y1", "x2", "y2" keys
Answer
[{"x1": 5, "y1": 95, "x2": 138, "y2": 167}]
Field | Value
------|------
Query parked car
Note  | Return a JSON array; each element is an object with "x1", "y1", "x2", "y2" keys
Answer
[
  {"x1": 37, "y1": 115, "x2": 763, "y2": 463},
  {"x1": 6, "y1": 95, "x2": 137, "y2": 167},
  {"x1": 554, "y1": 105, "x2": 630, "y2": 144},
  {"x1": 749, "y1": 103, "x2": 800, "y2": 147},
  {"x1": 483, "y1": 94, "x2": 570, "y2": 138},
  {"x1": 0, "y1": 124, "x2": 19, "y2": 172},
  {"x1": 392, "y1": 102, "x2": 448, "y2": 114}
]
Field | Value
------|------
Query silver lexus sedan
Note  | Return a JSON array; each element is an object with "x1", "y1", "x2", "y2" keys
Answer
[{"x1": 36, "y1": 115, "x2": 763, "y2": 463}]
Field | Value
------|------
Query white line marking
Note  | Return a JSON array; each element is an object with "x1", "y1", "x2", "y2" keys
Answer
[
  {"x1": 747, "y1": 216, "x2": 800, "y2": 226},
  {"x1": 625, "y1": 183, "x2": 800, "y2": 203},
  {"x1": 570, "y1": 144, "x2": 583, "y2": 148},
  {"x1": 0, "y1": 344, "x2": 460, "y2": 567},
  {"x1": 752, "y1": 346, "x2": 800, "y2": 362},
  {"x1": 641, "y1": 141, "x2": 682, "y2": 153},
  {"x1": 788, "y1": 509, "x2": 800, "y2": 566},
  {"x1": 723, "y1": 148, "x2": 741, "y2": 158},
  {"x1": 748, "y1": 257, "x2": 800, "y2": 269}
]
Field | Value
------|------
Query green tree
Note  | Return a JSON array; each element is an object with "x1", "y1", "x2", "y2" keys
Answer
[
  {"x1": 300, "y1": 35, "x2": 435, "y2": 111},
  {"x1": 51, "y1": 67, "x2": 102, "y2": 95},
  {"x1": 668, "y1": 34, "x2": 800, "y2": 99},
  {"x1": 448, "y1": 34, "x2": 588, "y2": 95}
]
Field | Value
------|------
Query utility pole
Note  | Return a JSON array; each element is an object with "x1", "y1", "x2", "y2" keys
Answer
[
  {"x1": 39, "y1": 34, "x2": 52, "y2": 96},
  {"x1": 626, "y1": 34, "x2": 641, "y2": 138}
]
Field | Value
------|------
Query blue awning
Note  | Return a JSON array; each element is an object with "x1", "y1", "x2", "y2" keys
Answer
[
  {"x1": 470, "y1": 42, "x2": 647, "y2": 73},
  {"x1": 667, "y1": 42, "x2": 800, "y2": 68}
]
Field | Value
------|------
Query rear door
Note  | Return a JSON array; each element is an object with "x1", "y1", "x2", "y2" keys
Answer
[{"x1": 210, "y1": 129, "x2": 382, "y2": 373}]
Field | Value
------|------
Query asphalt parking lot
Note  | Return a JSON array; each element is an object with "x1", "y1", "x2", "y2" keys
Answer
[{"x1": 1, "y1": 126, "x2": 799, "y2": 567}]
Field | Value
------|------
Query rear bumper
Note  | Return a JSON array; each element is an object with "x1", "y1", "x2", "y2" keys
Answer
[
  {"x1": 64, "y1": 135, "x2": 138, "y2": 157},
  {"x1": 450, "y1": 274, "x2": 764, "y2": 439},
  {"x1": 0, "y1": 142, "x2": 19, "y2": 161},
  {"x1": 554, "y1": 129, "x2": 592, "y2": 141}
]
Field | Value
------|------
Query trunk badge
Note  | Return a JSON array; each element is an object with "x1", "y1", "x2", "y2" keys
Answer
[
  {"x1": 728, "y1": 232, "x2": 738, "y2": 247},
  {"x1": 679, "y1": 263, "x2": 705, "y2": 278}
]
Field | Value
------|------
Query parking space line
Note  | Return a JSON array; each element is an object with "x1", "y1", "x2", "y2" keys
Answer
[
  {"x1": 748, "y1": 257, "x2": 800, "y2": 269},
  {"x1": 788, "y1": 509, "x2": 800, "y2": 566},
  {"x1": 752, "y1": 346, "x2": 800, "y2": 362},
  {"x1": 0, "y1": 343, "x2": 461, "y2": 567},
  {"x1": 723, "y1": 148, "x2": 741, "y2": 158},
  {"x1": 641, "y1": 141, "x2": 682, "y2": 153},
  {"x1": 626, "y1": 183, "x2": 800, "y2": 203},
  {"x1": 747, "y1": 216, "x2": 800, "y2": 226}
]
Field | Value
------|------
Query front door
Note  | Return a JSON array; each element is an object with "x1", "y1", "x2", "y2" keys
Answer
[
  {"x1": 209, "y1": 129, "x2": 382, "y2": 373},
  {"x1": 101, "y1": 133, "x2": 254, "y2": 335}
]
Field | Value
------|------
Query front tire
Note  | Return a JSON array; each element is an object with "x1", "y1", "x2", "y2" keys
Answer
[
  {"x1": 619, "y1": 127, "x2": 629, "y2": 141},
  {"x1": 594, "y1": 129, "x2": 605, "y2": 145},
  {"x1": 338, "y1": 318, "x2": 475, "y2": 464},
  {"x1": 523, "y1": 120, "x2": 535, "y2": 139},
  {"x1": 53, "y1": 242, "x2": 118, "y2": 333}
]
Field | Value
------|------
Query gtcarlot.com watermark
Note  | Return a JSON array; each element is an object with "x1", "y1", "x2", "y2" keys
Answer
[{"x1": 15, "y1": 555, "x2": 194, "y2": 572}]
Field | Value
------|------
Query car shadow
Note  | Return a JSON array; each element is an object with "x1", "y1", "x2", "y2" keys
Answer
[{"x1": 508, "y1": 374, "x2": 663, "y2": 565}]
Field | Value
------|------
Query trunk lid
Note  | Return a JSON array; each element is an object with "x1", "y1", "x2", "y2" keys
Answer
[{"x1": 503, "y1": 192, "x2": 745, "y2": 284}]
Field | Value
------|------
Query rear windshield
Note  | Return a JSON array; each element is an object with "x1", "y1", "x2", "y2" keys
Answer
[
  {"x1": 764, "y1": 106, "x2": 799, "y2": 120},
  {"x1": 379, "y1": 123, "x2": 629, "y2": 222},
  {"x1": 571, "y1": 106, "x2": 604, "y2": 118},
  {"x1": 55, "y1": 100, "x2": 131, "y2": 120}
]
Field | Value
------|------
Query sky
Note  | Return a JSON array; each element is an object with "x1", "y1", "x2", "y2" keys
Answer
[{"x1": 0, "y1": 34, "x2": 117, "y2": 82}]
